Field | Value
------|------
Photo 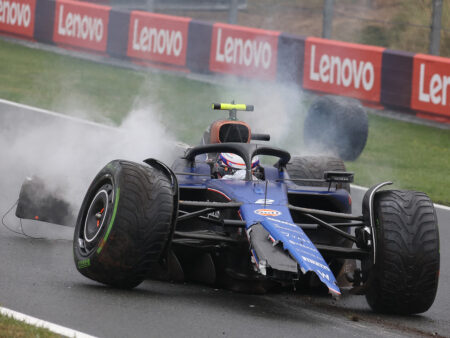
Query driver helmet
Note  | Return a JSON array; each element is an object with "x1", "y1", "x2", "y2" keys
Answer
[{"x1": 218, "y1": 153, "x2": 259, "y2": 176}]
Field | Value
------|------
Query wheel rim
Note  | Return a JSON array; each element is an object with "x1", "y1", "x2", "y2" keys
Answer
[
  {"x1": 84, "y1": 190, "x2": 109, "y2": 243},
  {"x1": 78, "y1": 180, "x2": 114, "y2": 255}
]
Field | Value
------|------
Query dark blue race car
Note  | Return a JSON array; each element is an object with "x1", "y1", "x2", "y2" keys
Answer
[{"x1": 18, "y1": 100, "x2": 440, "y2": 315}]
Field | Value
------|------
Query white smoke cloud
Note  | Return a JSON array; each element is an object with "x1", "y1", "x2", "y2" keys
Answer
[{"x1": 0, "y1": 96, "x2": 177, "y2": 222}]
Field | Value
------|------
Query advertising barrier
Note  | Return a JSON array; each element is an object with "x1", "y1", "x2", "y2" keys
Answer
[
  {"x1": 127, "y1": 11, "x2": 191, "y2": 67},
  {"x1": 209, "y1": 23, "x2": 280, "y2": 80},
  {"x1": 0, "y1": 0, "x2": 449, "y2": 123},
  {"x1": 106, "y1": 8, "x2": 129, "y2": 59},
  {"x1": 380, "y1": 49, "x2": 414, "y2": 110},
  {"x1": 303, "y1": 37, "x2": 384, "y2": 103},
  {"x1": 0, "y1": 0, "x2": 36, "y2": 38},
  {"x1": 277, "y1": 33, "x2": 305, "y2": 84},
  {"x1": 411, "y1": 54, "x2": 450, "y2": 118},
  {"x1": 34, "y1": 0, "x2": 54, "y2": 43},
  {"x1": 53, "y1": 0, "x2": 110, "y2": 52},
  {"x1": 186, "y1": 20, "x2": 212, "y2": 74}
]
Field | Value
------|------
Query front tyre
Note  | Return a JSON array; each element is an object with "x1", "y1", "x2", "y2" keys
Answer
[
  {"x1": 73, "y1": 160, "x2": 176, "y2": 289},
  {"x1": 365, "y1": 190, "x2": 440, "y2": 314}
]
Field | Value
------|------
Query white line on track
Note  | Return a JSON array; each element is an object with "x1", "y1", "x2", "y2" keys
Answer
[
  {"x1": 0, "y1": 98, "x2": 117, "y2": 131},
  {"x1": 0, "y1": 306, "x2": 97, "y2": 338},
  {"x1": 351, "y1": 184, "x2": 450, "y2": 211}
]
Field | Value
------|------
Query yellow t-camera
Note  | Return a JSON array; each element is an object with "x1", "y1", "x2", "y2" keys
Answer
[{"x1": 212, "y1": 103, "x2": 254, "y2": 111}]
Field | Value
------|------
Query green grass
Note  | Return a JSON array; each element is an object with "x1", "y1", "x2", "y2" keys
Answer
[
  {"x1": 0, "y1": 313, "x2": 61, "y2": 337},
  {"x1": 346, "y1": 114, "x2": 450, "y2": 205},
  {"x1": 0, "y1": 38, "x2": 448, "y2": 205}
]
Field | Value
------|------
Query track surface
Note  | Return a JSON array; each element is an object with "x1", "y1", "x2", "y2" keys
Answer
[{"x1": 0, "y1": 101, "x2": 449, "y2": 337}]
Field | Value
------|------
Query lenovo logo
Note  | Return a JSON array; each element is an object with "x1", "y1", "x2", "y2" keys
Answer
[
  {"x1": 309, "y1": 45, "x2": 375, "y2": 91},
  {"x1": 303, "y1": 38, "x2": 384, "y2": 102},
  {"x1": 127, "y1": 12, "x2": 190, "y2": 66},
  {"x1": 53, "y1": 0, "x2": 110, "y2": 52},
  {"x1": 0, "y1": 0, "x2": 35, "y2": 37},
  {"x1": 411, "y1": 54, "x2": 450, "y2": 117},
  {"x1": 215, "y1": 28, "x2": 272, "y2": 70},
  {"x1": 131, "y1": 19, "x2": 183, "y2": 57},
  {"x1": 0, "y1": 0, "x2": 31, "y2": 27},
  {"x1": 57, "y1": 4, "x2": 104, "y2": 42},
  {"x1": 418, "y1": 63, "x2": 450, "y2": 106},
  {"x1": 210, "y1": 23, "x2": 279, "y2": 80}
]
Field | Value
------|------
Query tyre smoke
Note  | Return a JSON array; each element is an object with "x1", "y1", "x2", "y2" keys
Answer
[{"x1": 0, "y1": 97, "x2": 177, "y2": 221}]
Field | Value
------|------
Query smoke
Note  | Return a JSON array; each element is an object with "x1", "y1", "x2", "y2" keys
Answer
[
  {"x1": 0, "y1": 67, "x2": 369, "y2": 237},
  {"x1": 0, "y1": 91, "x2": 178, "y2": 222},
  {"x1": 205, "y1": 76, "x2": 308, "y2": 152}
]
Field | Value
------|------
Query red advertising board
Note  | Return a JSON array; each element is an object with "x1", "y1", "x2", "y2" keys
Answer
[
  {"x1": 53, "y1": 0, "x2": 110, "y2": 52},
  {"x1": 209, "y1": 23, "x2": 280, "y2": 80},
  {"x1": 127, "y1": 11, "x2": 191, "y2": 67},
  {"x1": 303, "y1": 37, "x2": 384, "y2": 102},
  {"x1": 0, "y1": 0, "x2": 36, "y2": 38},
  {"x1": 411, "y1": 54, "x2": 450, "y2": 118}
]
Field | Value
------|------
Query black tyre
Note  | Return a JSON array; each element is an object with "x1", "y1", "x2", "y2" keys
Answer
[
  {"x1": 73, "y1": 160, "x2": 176, "y2": 289},
  {"x1": 365, "y1": 190, "x2": 440, "y2": 314},
  {"x1": 285, "y1": 156, "x2": 350, "y2": 192},
  {"x1": 304, "y1": 95, "x2": 368, "y2": 161}
]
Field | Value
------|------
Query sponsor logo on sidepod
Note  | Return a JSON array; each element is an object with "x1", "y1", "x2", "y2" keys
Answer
[{"x1": 254, "y1": 209, "x2": 281, "y2": 217}]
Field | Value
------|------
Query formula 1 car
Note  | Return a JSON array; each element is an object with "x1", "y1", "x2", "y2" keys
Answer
[{"x1": 16, "y1": 99, "x2": 440, "y2": 315}]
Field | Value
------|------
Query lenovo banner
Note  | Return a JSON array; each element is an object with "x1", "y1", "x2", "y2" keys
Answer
[
  {"x1": 304, "y1": 37, "x2": 384, "y2": 102},
  {"x1": 127, "y1": 11, "x2": 191, "y2": 67},
  {"x1": 209, "y1": 23, "x2": 280, "y2": 80},
  {"x1": 0, "y1": 0, "x2": 35, "y2": 38},
  {"x1": 411, "y1": 54, "x2": 450, "y2": 118},
  {"x1": 53, "y1": 0, "x2": 110, "y2": 52}
]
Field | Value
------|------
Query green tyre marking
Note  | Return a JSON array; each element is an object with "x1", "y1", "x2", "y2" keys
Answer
[
  {"x1": 78, "y1": 258, "x2": 91, "y2": 269},
  {"x1": 97, "y1": 188, "x2": 120, "y2": 254}
]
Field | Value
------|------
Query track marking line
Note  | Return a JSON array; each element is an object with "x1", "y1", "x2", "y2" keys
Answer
[
  {"x1": 0, "y1": 306, "x2": 97, "y2": 338},
  {"x1": 0, "y1": 98, "x2": 117, "y2": 131},
  {"x1": 351, "y1": 184, "x2": 450, "y2": 211}
]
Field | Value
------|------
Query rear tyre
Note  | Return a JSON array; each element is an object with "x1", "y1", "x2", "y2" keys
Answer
[
  {"x1": 365, "y1": 190, "x2": 440, "y2": 314},
  {"x1": 304, "y1": 95, "x2": 368, "y2": 161},
  {"x1": 285, "y1": 156, "x2": 350, "y2": 192},
  {"x1": 73, "y1": 160, "x2": 176, "y2": 289}
]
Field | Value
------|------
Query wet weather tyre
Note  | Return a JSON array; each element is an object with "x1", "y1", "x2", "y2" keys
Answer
[
  {"x1": 73, "y1": 160, "x2": 176, "y2": 289},
  {"x1": 285, "y1": 156, "x2": 350, "y2": 192},
  {"x1": 304, "y1": 95, "x2": 368, "y2": 161},
  {"x1": 365, "y1": 190, "x2": 440, "y2": 314}
]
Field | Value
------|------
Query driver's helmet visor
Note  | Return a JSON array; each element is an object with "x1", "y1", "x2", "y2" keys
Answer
[{"x1": 219, "y1": 153, "x2": 259, "y2": 175}]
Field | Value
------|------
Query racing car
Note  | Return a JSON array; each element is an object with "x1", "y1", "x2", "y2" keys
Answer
[{"x1": 16, "y1": 99, "x2": 440, "y2": 315}]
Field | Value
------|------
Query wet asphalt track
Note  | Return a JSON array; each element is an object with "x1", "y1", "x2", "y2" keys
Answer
[{"x1": 0, "y1": 101, "x2": 449, "y2": 337}]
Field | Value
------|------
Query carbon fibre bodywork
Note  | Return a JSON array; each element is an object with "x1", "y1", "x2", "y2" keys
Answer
[{"x1": 170, "y1": 142, "x2": 359, "y2": 295}]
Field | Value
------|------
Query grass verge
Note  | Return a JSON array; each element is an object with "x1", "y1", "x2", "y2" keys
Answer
[
  {"x1": 0, "y1": 312, "x2": 61, "y2": 338},
  {"x1": 346, "y1": 114, "x2": 449, "y2": 205},
  {"x1": 0, "y1": 38, "x2": 448, "y2": 205}
]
